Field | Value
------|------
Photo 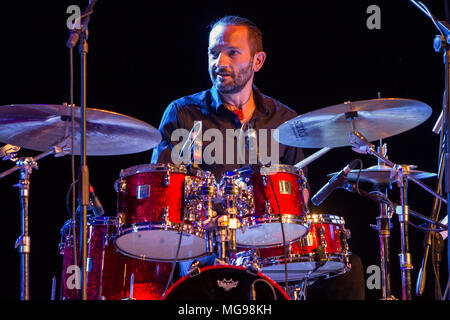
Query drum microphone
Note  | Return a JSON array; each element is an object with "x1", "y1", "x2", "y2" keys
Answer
[
  {"x1": 89, "y1": 185, "x2": 104, "y2": 216},
  {"x1": 311, "y1": 159, "x2": 360, "y2": 206}
]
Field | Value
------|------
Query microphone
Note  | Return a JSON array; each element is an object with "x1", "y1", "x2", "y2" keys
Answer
[
  {"x1": 89, "y1": 185, "x2": 104, "y2": 216},
  {"x1": 66, "y1": 0, "x2": 97, "y2": 49},
  {"x1": 311, "y1": 159, "x2": 359, "y2": 206}
]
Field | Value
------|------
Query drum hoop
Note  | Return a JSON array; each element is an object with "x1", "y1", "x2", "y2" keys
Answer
[
  {"x1": 162, "y1": 265, "x2": 290, "y2": 300},
  {"x1": 307, "y1": 214, "x2": 346, "y2": 225},
  {"x1": 258, "y1": 253, "x2": 348, "y2": 268},
  {"x1": 60, "y1": 216, "x2": 116, "y2": 233},
  {"x1": 119, "y1": 163, "x2": 188, "y2": 178},
  {"x1": 114, "y1": 222, "x2": 206, "y2": 261},
  {"x1": 237, "y1": 214, "x2": 310, "y2": 248},
  {"x1": 227, "y1": 164, "x2": 302, "y2": 177},
  {"x1": 116, "y1": 222, "x2": 206, "y2": 238}
]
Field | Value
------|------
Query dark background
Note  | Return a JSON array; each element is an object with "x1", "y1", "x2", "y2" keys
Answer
[{"x1": 0, "y1": 0, "x2": 448, "y2": 300}]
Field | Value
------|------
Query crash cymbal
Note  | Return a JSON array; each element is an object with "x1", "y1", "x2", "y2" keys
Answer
[
  {"x1": 0, "y1": 104, "x2": 162, "y2": 156},
  {"x1": 327, "y1": 164, "x2": 437, "y2": 185},
  {"x1": 276, "y1": 98, "x2": 432, "y2": 148}
]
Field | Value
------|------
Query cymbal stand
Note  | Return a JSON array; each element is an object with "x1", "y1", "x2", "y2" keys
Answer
[
  {"x1": 0, "y1": 146, "x2": 68, "y2": 300},
  {"x1": 369, "y1": 140, "x2": 395, "y2": 299},
  {"x1": 349, "y1": 130, "x2": 429, "y2": 300},
  {"x1": 372, "y1": 183, "x2": 395, "y2": 300}
]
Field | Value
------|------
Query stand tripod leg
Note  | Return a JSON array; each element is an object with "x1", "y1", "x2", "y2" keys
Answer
[
  {"x1": 14, "y1": 169, "x2": 32, "y2": 300},
  {"x1": 377, "y1": 205, "x2": 392, "y2": 299},
  {"x1": 397, "y1": 183, "x2": 413, "y2": 300}
]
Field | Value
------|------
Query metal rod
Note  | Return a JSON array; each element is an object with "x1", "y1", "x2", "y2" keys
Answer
[
  {"x1": 397, "y1": 177, "x2": 413, "y2": 300},
  {"x1": 377, "y1": 188, "x2": 392, "y2": 299},
  {"x1": 78, "y1": 30, "x2": 90, "y2": 301}
]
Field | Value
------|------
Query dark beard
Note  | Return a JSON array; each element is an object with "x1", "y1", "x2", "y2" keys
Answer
[{"x1": 211, "y1": 62, "x2": 254, "y2": 94}]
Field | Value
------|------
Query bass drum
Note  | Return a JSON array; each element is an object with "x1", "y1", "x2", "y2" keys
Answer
[{"x1": 162, "y1": 265, "x2": 290, "y2": 300}]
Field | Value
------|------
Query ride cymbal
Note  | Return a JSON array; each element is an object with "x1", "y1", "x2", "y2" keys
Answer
[
  {"x1": 0, "y1": 104, "x2": 161, "y2": 156},
  {"x1": 276, "y1": 98, "x2": 432, "y2": 148}
]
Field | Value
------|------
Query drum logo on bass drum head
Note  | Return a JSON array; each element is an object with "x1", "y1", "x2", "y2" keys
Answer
[{"x1": 217, "y1": 279, "x2": 239, "y2": 291}]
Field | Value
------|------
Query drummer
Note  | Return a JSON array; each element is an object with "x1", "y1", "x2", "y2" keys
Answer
[{"x1": 152, "y1": 15, "x2": 365, "y2": 299}]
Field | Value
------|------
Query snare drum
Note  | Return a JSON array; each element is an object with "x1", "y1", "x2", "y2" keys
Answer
[
  {"x1": 233, "y1": 214, "x2": 351, "y2": 282},
  {"x1": 114, "y1": 163, "x2": 209, "y2": 261},
  {"x1": 59, "y1": 216, "x2": 173, "y2": 300},
  {"x1": 222, "y1": 164, "x2": 309, "y2": 247},
  {"x1": 162, "y1": 265, "x2": 290, "y2": 300}
]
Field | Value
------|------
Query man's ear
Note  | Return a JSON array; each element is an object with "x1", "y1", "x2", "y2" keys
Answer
[{"x1": 253, "y1": 51, "x2": 266, "y2": 72}]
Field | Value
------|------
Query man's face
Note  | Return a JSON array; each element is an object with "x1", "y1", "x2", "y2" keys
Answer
[{"x1": 208, "y1": 24, "x2": 255, "y2": 95}]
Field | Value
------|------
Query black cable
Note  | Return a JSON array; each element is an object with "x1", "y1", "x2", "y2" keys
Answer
[
  {"x1": 443, "y1": 276, "x2": 450, "y2": 299},
  {"x1": 417, "y1": 90, "x2": 447, "y2": 298},
  {"x1": 163, "y1": 180, "x2": 191, "y2": 296},
  {"x1": 68, "y1": 47, "x2": 79, "y2": 288},
  {"x1": 250, "y1": 278, "x2": 277, "y2": 300},
  {"x1": 352, "y1": 159, "x2": 364, "y2": 196}
]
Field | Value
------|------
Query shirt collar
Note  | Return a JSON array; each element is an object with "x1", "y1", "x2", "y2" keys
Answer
[{"x1": 210, "y1": 84, "x2": 271, "y2": 118}]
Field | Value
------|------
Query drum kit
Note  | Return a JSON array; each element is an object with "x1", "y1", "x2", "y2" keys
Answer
[
  {"x1": 0, "y1": 0, "x2": 448, "y2": 301},
  {"x1": 0, "y1": 95, "x2": 447, "y2": 301}
]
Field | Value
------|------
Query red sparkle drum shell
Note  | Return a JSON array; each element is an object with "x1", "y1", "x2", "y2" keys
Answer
[
  {"x1": 59, "y1": 217, "x2": 172, "y2": 300},
  {"x1": 162, "y1": 265, "x2": 290, "y2": 300},
  {"x1": 224, "y1": 164, "x2": 309, "y2": 247},
  {"x1": 234, "y1": 214, "x2": 351, "y2": 282},
  {"x1": 114, "y1": 163, "x2": 208, "y2": 261}
]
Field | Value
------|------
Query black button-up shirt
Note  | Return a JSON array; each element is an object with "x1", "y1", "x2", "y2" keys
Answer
[{"x1": 151, "y1": 85, "x2": 307, "y2": 181}]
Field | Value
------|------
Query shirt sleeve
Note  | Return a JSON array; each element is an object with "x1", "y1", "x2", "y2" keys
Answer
[{"x1": 151, "y1": 102, "x2": 181, "y2": 164}]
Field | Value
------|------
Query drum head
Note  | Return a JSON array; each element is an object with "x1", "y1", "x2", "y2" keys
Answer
[
  {"x1": 115, "y1": 229, "x2": 207, "y2": 261},
  {"x1": 236, "y1": 222, "x2": 308, "y2": 247},
  {"x1": 261, "y1": 260, "x2": 347, "y2": 282},
  {"x1": 163, "y1": 265, "x2": 289, "y2": 300}
]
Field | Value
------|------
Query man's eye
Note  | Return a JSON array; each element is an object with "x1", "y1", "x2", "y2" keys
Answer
[{"x1": 209, "y1": 50, "x2": 219, "y2": 58}]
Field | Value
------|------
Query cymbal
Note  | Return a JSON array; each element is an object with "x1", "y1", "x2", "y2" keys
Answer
[
  {"x1": 0, "y1": 104, "x2": 162, "y2": 156},
  {"x1": 276, "y1": 98, "x2": 432, "y2": 148},
  {"x1": 327, "y1": 164, "x2": 437, "y2": 185}
]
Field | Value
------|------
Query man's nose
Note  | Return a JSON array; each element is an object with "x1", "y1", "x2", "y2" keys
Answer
[{"x1": 216, "y1": 52, "x2": 231, "y2": 67}]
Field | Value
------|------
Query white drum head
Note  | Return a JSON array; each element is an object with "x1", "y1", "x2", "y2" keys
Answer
[
  {"x1": 115, "y1": 230, "x2": 207, "y2": 261},
  {"x1": 262, "y1": 261, "x2": 346, "y2": 282},
  {"x1": 236, "y1": 223, "x2": 308, "y2": 247}
]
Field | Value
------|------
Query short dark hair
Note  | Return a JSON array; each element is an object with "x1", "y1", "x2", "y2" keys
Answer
[{"x1": 209, "y1": 15, "x2": 263, "y2": 55}]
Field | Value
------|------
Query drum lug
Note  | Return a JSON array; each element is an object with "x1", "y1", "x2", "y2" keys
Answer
[
  {"x1": 117, "y1": 212, "x2": 126, "y2": 229},
  {"x1": 119, "y1": 179, "x2": 127, "y2": 192},
  {"x1": 160, "y1": 206, "x2": 170, "y2": 223},
  {"x1": 339, "y1": 228, "x2": 351, "y2": 251},
  {"x1": 264, "y1": 200, "x2": 273, "y2": 214},
  {"x1": 318, "y1": 225, "x2": 327, "y2": 249},
  {"x1": 261, "y1": 175, "x2": 268, "y2": 187},
  {"x1": 163, "y1": 172, "x2": 170, "y2": 187}
]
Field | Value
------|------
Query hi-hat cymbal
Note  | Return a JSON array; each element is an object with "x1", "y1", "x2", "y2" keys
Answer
[
  {"x1": 327, "y1": 164, "x2": 437, "y2": 185},
  {"x1": 276, "y1": 98, "x2": 432, "y2": 148},
  {"x1": 0, "y1": 104, "x2": 162, "y2": 156}
]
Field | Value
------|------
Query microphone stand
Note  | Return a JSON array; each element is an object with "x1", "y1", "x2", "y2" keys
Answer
[
  {"x1": 408, "y1": 0, "x2": 450, "y2": 300},
  {"x1": 66, "y1": 0, "x2": 98, "y2": 300}
]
